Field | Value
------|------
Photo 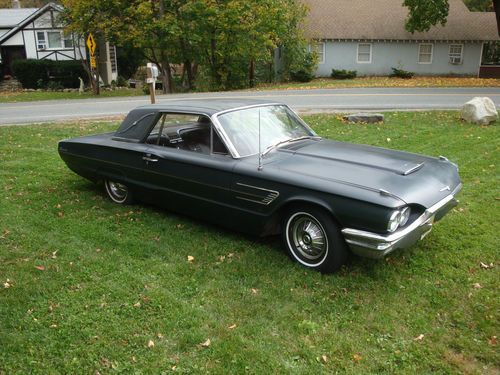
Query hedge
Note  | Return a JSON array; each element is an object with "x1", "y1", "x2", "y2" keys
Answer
[
  {"x1": 331, "y1": 69, "x2": 357, "y2": 79},
  {"x1": 12, "y1": 59, "x2": 87, "y2": 89}
]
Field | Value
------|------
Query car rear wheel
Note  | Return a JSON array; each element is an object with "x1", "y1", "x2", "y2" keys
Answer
[
  {"x1": 282, "y1": 206, "x2": 349, "y2": 273},
  {"x1": 104, "y1": 180, "x2": 133, "y2": 204}
]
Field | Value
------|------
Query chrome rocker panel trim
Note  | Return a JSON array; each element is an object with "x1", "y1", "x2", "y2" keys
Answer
[{"x1": 341, "y1": 184, "x2": 462, "y2": 259}]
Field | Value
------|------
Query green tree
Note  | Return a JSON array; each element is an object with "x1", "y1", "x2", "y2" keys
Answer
[
  {"x1": 463, "y1": 0, "x2": 494, "y2": 11},
  {"x1": 403, "y1": 0, "x2": 450, "y2": 33},
  {"x1": 60, "y1": 0, "x2": 307, "y2": 92}
]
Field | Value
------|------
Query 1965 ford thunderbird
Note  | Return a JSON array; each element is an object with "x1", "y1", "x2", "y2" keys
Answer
[{"x1": 58, "y1": 99, "x2": 461, "y2": 273}]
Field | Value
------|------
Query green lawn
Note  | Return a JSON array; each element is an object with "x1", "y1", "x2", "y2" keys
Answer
[
  {"x1": 0, "y1": 113, "x2": 498, "y2": 374},
  {"x1": 0, "y1": 87, "x2": 144, "y2": 103}
]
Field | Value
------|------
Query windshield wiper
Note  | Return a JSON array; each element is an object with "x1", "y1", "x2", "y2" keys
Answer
[{"x1": 261, "y1": 136, "x2": 321, "y2": 158}]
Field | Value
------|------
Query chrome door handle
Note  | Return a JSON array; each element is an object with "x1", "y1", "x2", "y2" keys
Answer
[{"x1": 142, "y1": 155, "x2": 158, "y2": 162}]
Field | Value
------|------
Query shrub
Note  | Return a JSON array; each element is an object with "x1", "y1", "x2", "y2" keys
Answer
[
  {"x1": 331, "y1": 69, "x2": 357, "y2": 79},
  {"x1": 289, "y1": 52, "x2": 317, "y2": 82},
  {"x1": 390, "y1": 67, "x2": 414, "y2": 79},
  {"x1": 46, "y1": 81, "x2": 64, "y2": 91},
  {"x1": 116, "y1": 76, "x2": 128, "y2": 87},
  {"x1": 12, "y1": 59, "x2": 87, "y2": 89}
]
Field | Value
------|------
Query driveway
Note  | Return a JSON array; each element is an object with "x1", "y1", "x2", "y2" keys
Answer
[{"x1": 1, "y1": 87, "x2": 499, "y2": 125}]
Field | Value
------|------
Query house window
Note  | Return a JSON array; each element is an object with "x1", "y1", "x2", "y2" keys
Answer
[
  {"x1": 357, "y1": 43, "x2": 372, "y2": 63},
  {"x1": 309, "y1": 41, "x2": 325, "y2": 64},
  {"x1": 36, "y1": 32, "x2": 46, "y2": 49},
  {"x1": 418, "y1": 43, "x2": 433, "y2": 64},
  {"x1": 449, "y1": 44, "x2": 463, "y2": 64},
  {"x1": 47, "y1": 31, "x2": 62, "y2": 48},
  {"x1": 36, "y1": 31, "x2": 73, "y2": 50}
]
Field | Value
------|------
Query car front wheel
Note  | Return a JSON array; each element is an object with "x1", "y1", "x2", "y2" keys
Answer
[
  {"x1": 282, "y1": 206, "x2": 349, "y2": 273},
  {"x1": 104, "y1": 180, "x2": 133, "y2": 204}
]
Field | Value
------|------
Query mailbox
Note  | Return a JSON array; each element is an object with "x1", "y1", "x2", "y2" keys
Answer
[{"x1": 146, "y1": 63, "x2": 159, "y2": 83}]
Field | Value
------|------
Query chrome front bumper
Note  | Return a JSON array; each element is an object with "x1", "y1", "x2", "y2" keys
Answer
[{"x1": 341, "y1": 188, "x2": 461, "y2": 259}]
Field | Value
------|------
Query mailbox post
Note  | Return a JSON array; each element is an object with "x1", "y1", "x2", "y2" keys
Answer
[{"x1": 146, "y1": 63, "x2": 159, "y2": 104}]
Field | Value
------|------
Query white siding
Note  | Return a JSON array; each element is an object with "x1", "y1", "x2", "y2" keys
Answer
[
  {"x1": 2, "y1": 32, "x2": 23, "y2": 46},
  {"x1": 33, "y1": 12, "x2": 53, "y2": 28},
  {"x1": 22, "y1": 29, "x2": 37, "y2": 58}
]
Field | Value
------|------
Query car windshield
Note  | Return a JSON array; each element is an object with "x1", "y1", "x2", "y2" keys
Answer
[{"x1": 216, "y1": 105, "x2": 315, "y2": 157}]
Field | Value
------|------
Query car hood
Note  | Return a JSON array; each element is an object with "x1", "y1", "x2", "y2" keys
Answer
[{"x1": 268, "y1": 139, "x2": 461, "y2": 208}]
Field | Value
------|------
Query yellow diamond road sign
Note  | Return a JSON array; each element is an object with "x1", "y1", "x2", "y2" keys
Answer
[{"x1": 86, "y1": 33, "x2": 96, "y2": 56}]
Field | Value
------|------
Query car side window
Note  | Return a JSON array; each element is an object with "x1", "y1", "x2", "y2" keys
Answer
[{"x1": 145, "y1": 113, "x2": 229, "y2": 156}]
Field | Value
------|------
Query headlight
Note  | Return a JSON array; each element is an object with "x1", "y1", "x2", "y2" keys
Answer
[
  {"x1": 387, "y1": 206, "x2": 411, "y2": 232},
  {"x1": 387, "y1": 210, "x2": 401, "y2": 232},
  {"x1": 399, "y1": 207, "x2": 411, "y2": 226}
]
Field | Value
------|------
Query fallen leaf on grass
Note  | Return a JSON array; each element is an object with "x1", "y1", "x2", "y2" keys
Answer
[
  {"x1": 413, "y1": 334, "x2": 425, "y2": 341},
  {"x1": 321, "y1": 355, "x2": 328, "y2": 363},
  {"x1": 34, "y1": 265, "x2": 45, "y2": 271},
  {"x1": 133, "y1": 301, "x2": 141, "y2": 308},
  {"x1": 488, "y1": 336, "x2": 497, "y2": 346},
  {"x1": 200, "y1": 338, "x2": 211, "y2": 348},
  {"x1": 57, "y1": 211, "x2": 64, "y2": 217},
  {"x1": 0, "y1": 229, "x2": 10, "y2": 239},
  {"x1": 157, "y1": 333, "x2": 164, "y2": 339},
  {"x1": 3, "y1": 279, "x2": 12, "y2": 288},
  {"x1": 187, "y1": 255, "x2": 194, "y2": 263},
  {"x1": 228, "y1": 324, "x2": 237, "y2": 329},
  {"x1": 51, "y1": 251, "x2": 58, "y2": 259},
  {"x1": 251, "y1": 288, "x2": 258, "y2": 294},
  {"x1": 472, "y1": 283, "x2": 482, "y2": 289},
  {"x1": 353, "y1": 353, "x2": 362, "y2": 362},
  {"x1": 480, "y1": 262, "x2": 494, "y2": 269},
  {"x1": 147, "y1": 340, "x2": 155, "y2": 348}
]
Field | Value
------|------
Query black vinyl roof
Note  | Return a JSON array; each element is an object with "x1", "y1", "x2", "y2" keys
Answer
[
  {"x1": 137, "y1": 98, "x2": 280, "y2": 116},
  {"x1": 114, "y1": 98, "x2": 281, "y2": 142}
]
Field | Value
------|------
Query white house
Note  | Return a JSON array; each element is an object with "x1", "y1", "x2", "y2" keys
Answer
[
  {"x1": 0, "y1": 2, "x2": 117, "y2": 84},
  {"x1": 301, "y1": 0, "x2": 499, "y2": 77}
]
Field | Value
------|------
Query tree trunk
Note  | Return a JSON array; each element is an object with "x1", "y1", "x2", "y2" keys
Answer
[
  {"x1": 210, "y1": 37, "x2": 220, "y2": 87},
  {"x1": 249, "y1": 59, "x2": 255, "y2": 87},
  {"x1": 94, "y1": 50, "x2": 100, "y2": 95},
  {"x1": 160, "y1": 60, "x2": 173, "y2": 94},
  {"x1": 184, "y1": 59, "x2": 194, "y2": 90}
]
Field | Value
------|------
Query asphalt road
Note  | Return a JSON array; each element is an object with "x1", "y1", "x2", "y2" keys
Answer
[{"x1": 1, "y1": 87, "x2": 499, "y2": 125}]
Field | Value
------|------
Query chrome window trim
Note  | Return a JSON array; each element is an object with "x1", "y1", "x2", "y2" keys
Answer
[{"x1": 212, "y1": 103, "x2": 318, "y2": 160}]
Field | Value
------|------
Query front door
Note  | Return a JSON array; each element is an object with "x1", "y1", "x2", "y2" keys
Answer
[{"x1": 139, "y1": 112, "x2": 237, "y2": 223}]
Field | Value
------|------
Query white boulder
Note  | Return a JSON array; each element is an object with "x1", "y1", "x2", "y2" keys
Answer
[{"x1": 461, "y1": 97, "x2": 498, "y2": 125}]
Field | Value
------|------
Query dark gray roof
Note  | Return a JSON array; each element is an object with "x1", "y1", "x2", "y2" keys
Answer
[{"x1": 138, "y1": 98, "x2": 281, "y2": 116}]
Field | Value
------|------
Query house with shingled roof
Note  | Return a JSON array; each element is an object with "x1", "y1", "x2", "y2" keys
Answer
[
  {"x1": 0, "y1": 2, "x2": 117, "y2": 84},
  {"x1": 300, "y1": 0, "x2": 499, "y2": 77}
]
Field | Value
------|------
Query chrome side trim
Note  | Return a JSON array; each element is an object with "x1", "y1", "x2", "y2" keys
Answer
[{"x1": 235, "y1": 182, "x2": 280, "y2": 205}]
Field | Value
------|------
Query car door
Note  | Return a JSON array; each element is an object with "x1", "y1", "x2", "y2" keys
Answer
[{"x1": 138, "y1": 113, "x2": 237, "y2": 220}]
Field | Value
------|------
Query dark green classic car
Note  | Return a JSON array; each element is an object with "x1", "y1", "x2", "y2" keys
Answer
[{"x1": 58, "y1": 99, "x2": 461, "y2": 273}]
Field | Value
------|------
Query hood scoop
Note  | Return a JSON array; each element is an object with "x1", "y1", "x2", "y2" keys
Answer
[{"x1": 402, "y1": 162, "x2": 424, "y2": 175}]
